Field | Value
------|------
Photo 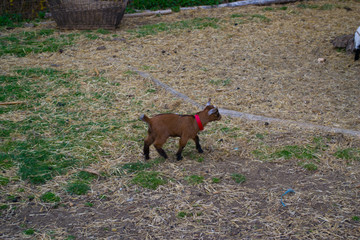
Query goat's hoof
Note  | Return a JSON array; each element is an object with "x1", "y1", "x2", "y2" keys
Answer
[
  {"x1": 176, "y1": 155, "x2": 183, "y2": 161},
  {"x1": 198, "y1": 149, "x2": 204, "y2": 153}
]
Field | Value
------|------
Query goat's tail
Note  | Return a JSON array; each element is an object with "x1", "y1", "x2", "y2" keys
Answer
[{"x1": 140, "y1": 114, "x2": 151, "y2": 124}]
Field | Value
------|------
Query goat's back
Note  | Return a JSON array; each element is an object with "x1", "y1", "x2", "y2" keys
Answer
[{"x1": 147, "y1": 114, "x2": 196, "y2": 137}]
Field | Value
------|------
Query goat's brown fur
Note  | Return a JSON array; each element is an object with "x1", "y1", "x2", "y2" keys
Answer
[{"x1": 140, "y1": 100, "x2": 221, "y2": 160}]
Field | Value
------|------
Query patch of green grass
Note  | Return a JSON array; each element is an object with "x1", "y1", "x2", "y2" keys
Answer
[
  {"x1": 0, "y1": 73, "x2": 45, "y2": 103},
  {"x1": 352, "y1": 216, "x2": 360, "y2": 221},
  {"x1": 297, "y1": 3, "x2": 334, "y2": 10},
  {"x1": 0, "y1": 30, "x2": 76, "y2": 57},
  {"x1": 7, "y1": 194, "x2": 19, "y2": 202},
  {"x1": 231, "y1": 173, "x2": 246, "y2": 184},
  {"x1": 65, "y1": 235, "x2": 76, "y2": 240},
  {"x1": 250, "y1": 14, "x2": 271, "y2": 22},
  {"x1": 5, "y1": 138, "x2": 76, "y2": 184},
  {"x1": 128, "y1": 17, "x2": 220, "y2": 37},
  {"x1": 40, "y1": 192, "x2": 61, "y2": 203},
  {"x1": 0, "y1": 176, "x2": 10, "y2": 186},
  {"x1": 196, "y1": 156, "x2": 204, "y2": 163},
  {"x1": 146, "y1": 88, "x2": 157, "y2": 93},
  {"x1": 85, "y1": 34, "x2": 99, "y2": 40},
  {"x1": 141, "y1": 65, "x2": 154, "y2": 71},
  {"x1": 0, "y1": 204, "x2": 9, "y2": 210},
  {"x1": 263, "y1": 7, "x2": 274, "y2": 11},
  {"x1": 66, "y1": 181, "x2": 90, "y2": 195},
  {"x1": 177, "y1": 211, "x2": 193, "y2": 218},
  {"x1": 319, "y1": 4, "x2": 334, "y2": 10},
  {"x1": 3, "y1": 136, "x2": 77, "y2": 184},
  {"x1": 297, "y1": 3, "x2": 319, "y2": 9},
  {"x1": 27, "y1": 195, "x2": 35, "y2": 201},
  {"x1": 178, "y1": 211, "x2": 187, "y2": 218},
  {"x1": 185, "y1": 175, "x2": 204, "y2": 185},
  {"x1": 24, "y1": 228, "x2": 35, "y2": 235},
  {"x1": 209, "y1": 78, "x2": 231, "y2": 86},
  {"x1": 301, "y1": 162, "x2": 318, "y2": 171},
  {"x1": 0, "y1": 13, "x2": 24, "y2": 27},
  {"x1": 271, "y1": 145, "x2": 318, "y2": 160},
  {"x1": 99, "y1": 195, "x2": 107, "y2": 200},
  {"x1": 76, "y1": 171, "x2": 98, "y2": 181},
  {"x1": 255, "y1": 133, "x2": 265, "y2": 140},
  {"x1": 252, "y1": 149, "x2": 268, "y2": 159},
  {"x1": 1, "y1": 67, "x2": 125, "y2": 184},
  {"x1": 230, "y1": 13, "x2": 271, "y2": 26},
  {"x1": 212, "y1": 177, "x2": 221, "y2": 183},
  {"x1": 334, "y1": 148, "x2": 360, "y2": 161},
  {"x1": 171, "y1": 6, "x2": 181, "y2": 12},
  {"x1": 132, "y1": 171, "x2": 167, "y2": 190},
  {"x1": 85, "y1": 202, "x2": 94, "y2": 207},
  {"x1": 122, "y1": 161, "x2": 153, "y2": 173},
  {"x1": 116, "y1": 158, "x2": 165, "y2": 176},
  {"x1": 124, "y1": 70, "x2": 136, "y2": 76},
  {"x1": 96, "y1": 29, "x2": 110, "y2": 35},
  {"x1": 263, "y1": 6, "x2": 288, "y2": 11}
]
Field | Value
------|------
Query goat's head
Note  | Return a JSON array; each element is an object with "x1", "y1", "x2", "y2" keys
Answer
[{"x1": 204, "y1": 99, "x2": 221, "y2": 122}]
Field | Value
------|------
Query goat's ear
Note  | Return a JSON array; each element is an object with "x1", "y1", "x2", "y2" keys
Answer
[
  {"x1": 208, "y1": 108, "x2": 217, "y2": 116},
  {"x1": 206, "y1": 98, "x2": 211, "y2": 106}
]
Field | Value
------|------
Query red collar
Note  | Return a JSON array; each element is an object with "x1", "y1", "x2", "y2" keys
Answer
[{"x1": 195, "y1": 114, "x2": 204, "y2": 131}]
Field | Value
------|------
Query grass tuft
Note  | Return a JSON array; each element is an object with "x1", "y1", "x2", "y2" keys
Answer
[
  {"x1": 301, "y1": 163, "x2": 318, "y2": 171},
  {"x1": 132, "y1": 171, "x2": 167, "y2": 190},
  {"x1": 334, "y1": 148, "x2": 360, "y2": 161},
  {"x1": 122, "y1": 161, "x2": 153, "y2": 173},
  {"x1": 0, "y1": 30, "x2": 76, "y2": 57},
  {"x1": 66, "y1": 181, "x2": 90, "y2": 195},
  {"x1": 24, "y1": 228, "x2": 35, "y2": 235},
  {"x1": 185, "y1": 175, "x2": 204, "y2": 185},
  {"x1": 40, "y1": 192, "x2": 61, "y2": 203},
  {"x1": 231, "y1": 173, "x2": 246, "y2": 184}
]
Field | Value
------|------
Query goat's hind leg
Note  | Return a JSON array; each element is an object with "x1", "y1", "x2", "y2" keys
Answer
[
  {"x1": 144, "y1": 136, "x2": 154, "y2": 160},
  {"x1": 153, "y1": 138, "x2": 168, "y2": 159},
  {"x1": 194, "y1": 135, "x2": 203, "y2": 153}
]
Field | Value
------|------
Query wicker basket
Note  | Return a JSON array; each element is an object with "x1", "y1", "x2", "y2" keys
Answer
[{"x1": 48, "y1": 0, "x2": 129, "y2": 30}]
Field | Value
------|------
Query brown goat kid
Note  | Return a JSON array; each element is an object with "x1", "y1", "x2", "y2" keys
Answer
[{"x1": 140, "y1": 99, "x2": 221, "y2": 161}]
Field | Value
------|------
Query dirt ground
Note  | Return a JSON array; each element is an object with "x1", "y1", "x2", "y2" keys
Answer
[{"x1": 1, "y1": 0, "x2": 360, "y2": 239}]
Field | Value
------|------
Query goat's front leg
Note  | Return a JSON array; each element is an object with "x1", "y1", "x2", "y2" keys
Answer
[
  {"x1": 194, "y1": 135, "x2": 203, "y2": 153},
  {"x1": 176, "y1": 137, "x2": 189, "y2": 161}
]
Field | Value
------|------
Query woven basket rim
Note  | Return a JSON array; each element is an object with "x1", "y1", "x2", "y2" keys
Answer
[{"x1": 48, "y1": 0, "x2": 128, "y2": 29}]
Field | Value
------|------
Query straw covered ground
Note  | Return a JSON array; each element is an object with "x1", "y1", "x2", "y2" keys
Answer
[{"x1": 1, "y1": 0, "x2": 360, "y2": 239}]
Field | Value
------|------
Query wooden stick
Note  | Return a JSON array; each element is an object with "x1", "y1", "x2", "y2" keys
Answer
[
  {"x1": 0, "y1": 101, "x2": 25, "y2": 106},
  {"x1": 125, "y1": 10, "x2": 172, "y2": 18},
  {"x1": 131, "y1": 67, "x2": 360, "y2": 138},
  {"x1": 124, "y1": 0, "x2": 300, "y2": 18}
]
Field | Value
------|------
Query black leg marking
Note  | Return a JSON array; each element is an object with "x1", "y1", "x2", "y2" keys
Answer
[
  {"x1": 195, "y1": 136, "x2": 203, "y2": 153},
  {"x1": 156, "y1": 148, "x2": 168, "y2": 159},
  {"x1": 144, "y1": 143, "x2": 150, "y2": 160},
  {"x1": 176, "y1": 146, "x2": 184, "y2": 161},
  {"x1": 176, "y1": 152, "x2": 183, "y2": 161}
]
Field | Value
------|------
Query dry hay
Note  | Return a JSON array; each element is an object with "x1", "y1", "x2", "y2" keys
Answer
[{"x1": 1, "y1": 0, "x2": 360, "y2": 239}]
